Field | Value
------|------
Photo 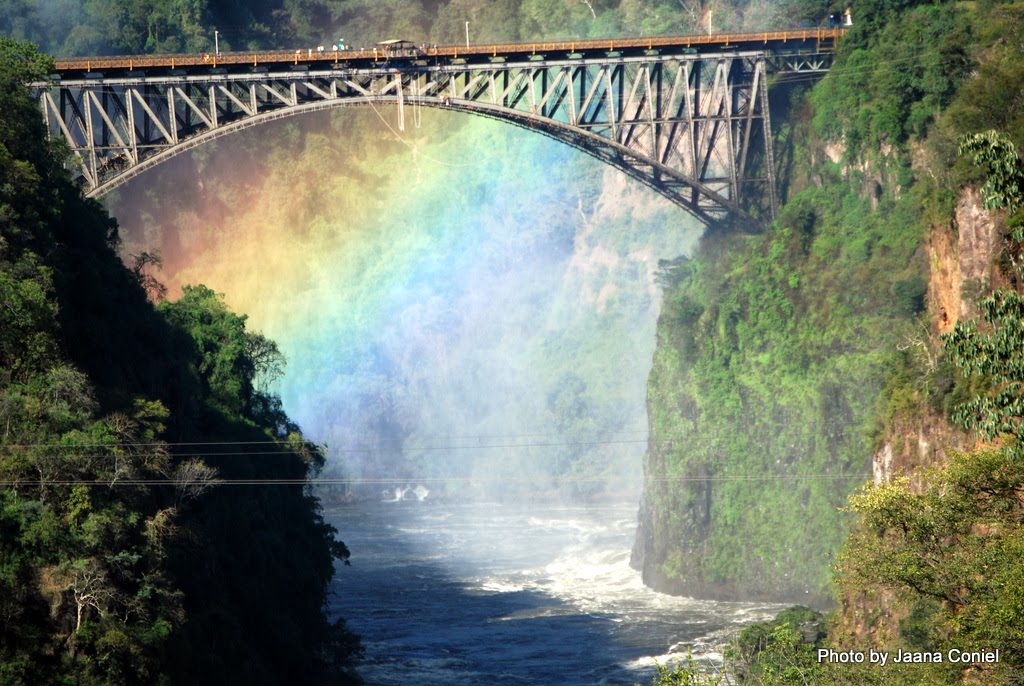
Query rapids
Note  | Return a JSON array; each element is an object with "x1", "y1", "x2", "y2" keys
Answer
[{"x1": 325, "y1": 501, "x2": 784, "y2": 685}]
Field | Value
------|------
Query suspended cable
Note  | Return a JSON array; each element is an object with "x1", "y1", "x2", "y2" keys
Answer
[
  {"x1": 0, "y1": 419, "x2": 864, "y2": 451},
  {"x1": 0, "y1": 473, "x2": 875, "y2": 487}
]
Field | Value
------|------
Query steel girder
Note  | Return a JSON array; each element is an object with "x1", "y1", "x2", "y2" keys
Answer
[{"x1": 36, "y1": 51, "x2": 779, "y2": 226}]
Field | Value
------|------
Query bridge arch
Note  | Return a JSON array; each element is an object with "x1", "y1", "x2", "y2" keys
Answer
[
  {"x1": 37, "y1": 32, "x2": 840, "y2": 226},
  {"x1": 72, "y1": 93, "x2": 748, "y2": 228}
]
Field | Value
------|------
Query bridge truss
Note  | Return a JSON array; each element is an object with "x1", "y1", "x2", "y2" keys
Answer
[{"x1": 36, "y1": 46, "x2": 826, "y2": 225}]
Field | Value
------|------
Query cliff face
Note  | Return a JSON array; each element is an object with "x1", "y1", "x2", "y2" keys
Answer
[
  {"x1": 631, "y1": 428, "x2": 726, "y2": 598},
  {"x1": 629, "y1": 100, "x2": 1005, "y2": 605},
  {"x1": 874, "y1": 186, "x2": 996, "y2": 485},
  {"x1": 929, "y1": 187, "x2": 999, "y2": 336},
  {"x1": 823, "y1": 186, "x2": 998, "y2": 651},
  {"x1": 630, "y1": 151, "x2": 930, "y2": 603},
  {"x1": 631, "y1": 177, "x2": 998, "y2": 605}
]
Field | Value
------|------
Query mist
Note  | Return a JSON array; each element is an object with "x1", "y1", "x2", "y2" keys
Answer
[{"x1": 108, "y1": 103, "x2": 701, "y2": 501}]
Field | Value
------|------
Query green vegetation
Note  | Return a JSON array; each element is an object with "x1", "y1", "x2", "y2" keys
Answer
[
  {"x1": 639, "y1": 121, "x2": 930, "y2": 600},
  {"x1": 635, "y1": 0, "x2": 1024, "y2": 605},
  {"x1": 2, "y1": 0, "x2": 839, "y2": 57},
  {"x1": 820, "y1": 129, "x2": 1024, "y2": 686},
  {"x1": 0, "y1": 38, "x2": 359, "y2": 685},
  {"x1": 726, "y1": 606, "x2": 827, "y2": 684},
  {"x1": 639, "y1": 657, "x2": 728, "y2": 686},
  {"x1": 836, "y1": 450, "x2": 1024, "y2": 684},
  {"x1": 639, "y1": 5, "x2": 1024, "y2": 678},
  {"x1": 811, "y1": 1, "x2": 970, "y2": 159}
]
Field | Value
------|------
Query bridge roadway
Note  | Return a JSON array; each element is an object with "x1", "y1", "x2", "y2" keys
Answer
[
  {"x1": 41, "y1": 28, "x2": 844, "y2": 225},
  {"x1": 52, "y1": 28, "x2": 842, "y2": 75}
]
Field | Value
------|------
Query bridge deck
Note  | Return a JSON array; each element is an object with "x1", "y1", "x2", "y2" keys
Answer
[
  {"x1": 51, "y1": 28, "x2": 844, "y2": 77},
  {"x1": 39, "y1": 28, "x2": 844, "y2": 223}
]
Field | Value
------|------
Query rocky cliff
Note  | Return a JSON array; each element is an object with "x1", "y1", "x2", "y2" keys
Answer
[
  {"x1": 630, "y1": 158, "x2": 929, "y2": 603},
  {"x1": 828, "y1": 186, "x2": 999, "y2": 646}
]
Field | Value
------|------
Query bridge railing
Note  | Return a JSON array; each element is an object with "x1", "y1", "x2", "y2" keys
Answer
[{"x1": 51, "y1": 28, "x2": 844, "y2": 73}]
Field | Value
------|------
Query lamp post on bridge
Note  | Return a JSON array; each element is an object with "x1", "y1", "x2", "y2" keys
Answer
[
  {"x1": 214, "y1": 29, "x2": 220, "y2": 57},
  {"x1": 465, "y1": 22, "x2": 470, "y2": 47}
]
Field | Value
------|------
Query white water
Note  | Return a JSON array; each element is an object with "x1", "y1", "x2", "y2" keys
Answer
[{"x1": 326, "y1": 501, "x2": 784, "y2": 685}]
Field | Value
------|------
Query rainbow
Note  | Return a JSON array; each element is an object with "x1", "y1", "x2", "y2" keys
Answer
[{"x1": 109, "y1": 106, "x2": 701, "y2": 490}]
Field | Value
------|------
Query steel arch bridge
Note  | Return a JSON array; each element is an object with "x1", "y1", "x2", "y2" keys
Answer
[{"x1": 35, "y1": 29, "x2": 842, "y2": 227}]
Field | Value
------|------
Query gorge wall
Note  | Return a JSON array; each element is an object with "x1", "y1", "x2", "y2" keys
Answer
[
  {"x1": 630, "y1": 0, "x2": 997, "y2": 603},
  {"x1": 629, "y1": 172, "x2": 928, "y2": 603}
]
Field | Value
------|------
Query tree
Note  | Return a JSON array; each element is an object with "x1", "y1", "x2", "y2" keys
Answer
[
  {"x1": 958, "y1": 131, "x2": 1024, "y2": 215},
  {"x1": 0, "y1": 37, "x2": 359, "y2": 685},
  {"x1": 129, "y1": 251, "x2": 167, "y2": 302},
  {"x1": 0, "y1": 37, "x2": 52, "y2": 88},
  {"x1": 158, "y1": 285, "x2": 260, "y2": 417},
  {"x1": 942, "y1": 132, "x2": 1024, "y2": 440},
  {"x1": 841, "y1": 450, "x2": 1024, "y2": 681},
  {"x1": 942, "y1": 290, "x2": 1024, "y2": 440}
]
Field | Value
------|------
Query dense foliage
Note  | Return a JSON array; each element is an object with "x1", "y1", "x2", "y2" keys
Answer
[
  {"x1": 944, "y1": 3, "x2": 1024, "y2": 151},
  {"x1": 809, "y1": 1, "x2": 971, "y2": 159},
  {"x1": 0, "y1": 38, "x2": 359, "y2": 685},
  {"x1": 637, "y1": 110, "x2": 929, "y2": 600},
  {"x1": 838, "y1": 449, "x2": 1024, "y2": 684},
  {"x1": 820, "y1": 128, "x2": 1024, "y2": 686},
  {"x1": 725, "y1": 606, "x2": 828, "y2": 685},
  {"x1": 634, "y1": 0, "x2": 1024, "y2": 609},
  {"x1": 2, "y1": 0, "x2": 835, "y2": 57}
]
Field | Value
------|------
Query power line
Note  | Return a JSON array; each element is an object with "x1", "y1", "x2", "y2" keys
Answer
[
  {"x1": 0, "y1": 473, "x2": 873, "y2": 487},
  {"x1": 0, "y1": 428, "x2": 651, "y2": 450},
  {"x1": 0, "y1": 420, "x2": 865, "y2": 451},
  {"x1": 0, "y1": 433, "x2": 861, "y2": 461},
  {"x1": 0, "y1": 439, "x2": 649, "y2": 459}
]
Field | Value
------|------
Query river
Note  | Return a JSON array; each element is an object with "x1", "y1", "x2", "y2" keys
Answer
[{"x1": 325, "y1": 500, "x2": 784, "y2": 685}]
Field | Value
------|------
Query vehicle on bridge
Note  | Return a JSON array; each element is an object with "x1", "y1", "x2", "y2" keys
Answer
[
  {"x1": 46, "y1": 27, "x2": 845, "y2": 74},
  {"x1": 37, "y1": 27, "x2": 846, "y2": 224},
  {"x1": 376, "y1": 39, "x2": 424, "y2": 60}
]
